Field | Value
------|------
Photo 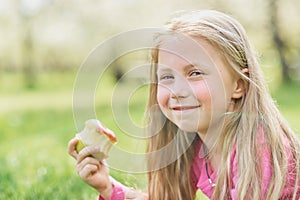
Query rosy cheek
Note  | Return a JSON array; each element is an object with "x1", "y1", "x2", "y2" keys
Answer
[
  {"x1": 195, "y1": 80, "x2": 228, "y2": 114},
  {"x1": 193, "y1": 82, "x2": 211, "y2": 108},
  {"x1": 157, "y1": 85, "x2": 170, "y2": 109}
]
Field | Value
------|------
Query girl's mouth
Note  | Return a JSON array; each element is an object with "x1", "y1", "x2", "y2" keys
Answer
[{"x1": 171, "y1": 105, "x2": 200, "y2": 111}]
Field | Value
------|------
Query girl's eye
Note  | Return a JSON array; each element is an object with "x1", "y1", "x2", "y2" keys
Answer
[
  {"x1": 189, "y1": 70, "x2": 203, "y2": 77},
  {"x1": 159, "y1": 74, "x2": 174, "y2": 81}
]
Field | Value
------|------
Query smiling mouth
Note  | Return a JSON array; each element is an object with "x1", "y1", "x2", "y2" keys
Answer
[{"x1": 171, "y1": 105, "x2": 200, "y2": 111}]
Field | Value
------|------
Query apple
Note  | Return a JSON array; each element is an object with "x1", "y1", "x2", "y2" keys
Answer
[
  {"x1": 75, "y1": 119, "x2": 117, "y2": 160},
  {"x1": 75, "y1": 139, "x2": 86, "y2": 153}
]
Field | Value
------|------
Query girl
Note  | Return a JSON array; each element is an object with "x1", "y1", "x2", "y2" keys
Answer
[{"x1": 68, "y1": 10, "x2": 300, "y2": 199}]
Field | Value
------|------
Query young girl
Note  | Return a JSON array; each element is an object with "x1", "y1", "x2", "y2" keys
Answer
[{"x1": 68, "y1": 10, "x2": 300, "y2": 200}]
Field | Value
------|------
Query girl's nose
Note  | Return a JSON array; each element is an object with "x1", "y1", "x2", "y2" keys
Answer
[{"x1": 170, "y1": 79, "x2": 190, "y2": 99}]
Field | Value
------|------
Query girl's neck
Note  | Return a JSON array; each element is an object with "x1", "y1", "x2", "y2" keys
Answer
[
  {"x1": 197, "y1": 131, "x2": 206, "y2": 142},
  {"x1": 199, "y1": 132, "x2": 222, "y2": 172},
  {"x1": 207, "y1": 147, "x2": 222, "y2": 172}
]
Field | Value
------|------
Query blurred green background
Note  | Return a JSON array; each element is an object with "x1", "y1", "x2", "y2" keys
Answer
[{"x1": 1, "y1": 0, "x2": 299, "y2": 199}]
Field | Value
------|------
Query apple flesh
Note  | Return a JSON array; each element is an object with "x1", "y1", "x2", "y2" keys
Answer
[{"x1": 75, "y1": 119, "x2": 117, "y2": 160}]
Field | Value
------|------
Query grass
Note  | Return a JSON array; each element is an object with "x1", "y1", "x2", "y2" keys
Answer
[
  {"x1": 1, "y1": 72, "x2": 299, "y2": 199},
  {"x1": 0, "y1": 109, "x2": 97, "y2": 200},
  {"x1": 271, "y1": 82, "x2": 300, "y2": 133},
  {"x1": 0, "y1": 108, "x2": 148, "y2": 199},
  {"x1": 0, "y1": 72, "x2": 150, "y2": 199}
]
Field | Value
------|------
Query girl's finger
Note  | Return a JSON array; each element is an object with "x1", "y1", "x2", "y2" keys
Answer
[
  {"x1": 77, "y1": 145, "x2": 100, "y2": 163},
  {"x1": 77, "y1": 156, "x2": 100, "y2": 172},
  {"x1": 68, "y1": 137, "x2": 79, "y2": 159},
  {"x1": 78, "y1": 163, "x2": 98, "y2": 179}
]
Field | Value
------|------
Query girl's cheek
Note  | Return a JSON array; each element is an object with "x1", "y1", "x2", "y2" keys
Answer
[
  {"x1": 157, "y1": 85, "x2": 170, "y2": 108},
  {"x1": 193, "y1": 82, "x2": 211, "y2": 105},
  {"x1": 195, "y1": 80, "x2": 228, "y2": 113}
]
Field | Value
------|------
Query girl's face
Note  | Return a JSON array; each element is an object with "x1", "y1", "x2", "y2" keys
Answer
[{"x1": 156, "y1": 36, "x2": 240, "y2": 136}]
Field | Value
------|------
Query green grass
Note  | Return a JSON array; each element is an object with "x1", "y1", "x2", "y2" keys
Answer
[
  {"x1": 0, "y1": 109, "x2": 97, "y2": 199},
  {"x1": 271, "y1": 82, "x2": 300, "y2": 134},
  {"x1": 0, "y1": 71, "x2": 76, "y2": 94},
  {"x1": 1, "y1": 72, "x2": 299, "y2": 199},
  {"x1": 0, "y1": 108, "x2": 148, "y2": 199},
  {"x1": 0, "y1": 71, "x2": 150, "y2": 199}
]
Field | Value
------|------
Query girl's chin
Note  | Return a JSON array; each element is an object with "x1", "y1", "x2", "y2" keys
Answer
[{"x1": 177, "y1": 124, "x2": 200, "y2": 133}]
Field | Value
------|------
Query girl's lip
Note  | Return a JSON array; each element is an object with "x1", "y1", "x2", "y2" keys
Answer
[{"x1": 170, "y1": 105, "x2": 200, "y2": 111}]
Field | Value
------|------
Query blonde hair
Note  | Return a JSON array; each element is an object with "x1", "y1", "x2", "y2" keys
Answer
[{"x1": 146, "y1": 10, "x2": 300, "y2": 199}]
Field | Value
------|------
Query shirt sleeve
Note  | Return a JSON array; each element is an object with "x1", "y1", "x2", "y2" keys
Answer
[
  {"x1": 98, "y1": 177, "x2": 127, "y2": 200},
  {"x1": 98, "y1": 184, "x2": 125, "y2": 200}
]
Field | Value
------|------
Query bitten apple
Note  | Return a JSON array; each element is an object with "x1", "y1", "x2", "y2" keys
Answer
[{"x1": 75, "y1": 119, "x2": 117, "y2": 160}]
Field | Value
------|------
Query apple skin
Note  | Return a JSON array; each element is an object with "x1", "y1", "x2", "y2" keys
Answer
[{"x1": 75, "y1": 139, "x2": 86, "y2": 153}]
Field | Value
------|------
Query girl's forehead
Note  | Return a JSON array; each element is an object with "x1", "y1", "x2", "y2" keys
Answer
[
  {"x1": 156, "y1": 36, "x2": 235, "y2": 78},
  {"x1": 157, "y1": 36, "x2": 219, "y2": 65},
  {"x1": 158, "y1": 34, "x2": 216, "y2": 53},
  {"x1": 157, "y1": 45, "x2": 216, "y2": 71}
]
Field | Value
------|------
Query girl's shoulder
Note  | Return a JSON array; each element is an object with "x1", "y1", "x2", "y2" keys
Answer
[{"x1": 251, "y1": 126, "x2": 299, "y2": 198}]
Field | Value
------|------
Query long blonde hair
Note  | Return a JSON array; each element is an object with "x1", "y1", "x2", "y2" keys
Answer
[{"x1": 146, "y1": 10, "x2": 300, "y2": 199}]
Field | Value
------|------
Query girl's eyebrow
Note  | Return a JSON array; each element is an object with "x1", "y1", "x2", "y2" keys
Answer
[
  {"x1": 186, "y1": 62, "x2": 211, "y2": 71},
  {"x1": 183, "y1": 64, "x2": 197, "y2": 71},
  {"x1": 156, "y1": 62, "x2": 209, "y2": 74},
  {"x1": 183, "y1": 64, "x2": 207, "y2": 73},
  {"x1": 156, "y1": 65, "x2": 172, "y2": 74}
]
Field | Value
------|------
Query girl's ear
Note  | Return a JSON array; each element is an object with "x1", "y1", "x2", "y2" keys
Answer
[{"x1": 232, "y1": 68, "x2": 249, "y2": 99}]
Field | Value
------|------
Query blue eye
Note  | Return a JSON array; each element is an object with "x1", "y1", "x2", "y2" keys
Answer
[{"x1": 160, "y1": 74, "x2": 174, "y2": 80}]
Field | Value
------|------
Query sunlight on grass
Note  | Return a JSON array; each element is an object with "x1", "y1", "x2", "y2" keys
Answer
[
  {"x1": 271, "y1": 82, "x2": 300, "y2": 136},
  {"x1": 0, "y1": 91, "x2": 72, "y2": 114},
  {"x1": 128, "y1": 84, "x2": 149, "y2": 127}
]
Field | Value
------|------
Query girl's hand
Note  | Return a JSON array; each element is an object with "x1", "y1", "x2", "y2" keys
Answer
[{"x1": 68, "y1": 138, "x2": 113, "y2": 199}]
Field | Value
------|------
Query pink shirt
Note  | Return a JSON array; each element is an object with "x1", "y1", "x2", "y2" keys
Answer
[
  {"x1": 100, "y1": 132, "x2": 299, "y2": 199},
  {"x1": 191, "y1": 132, "x2": 299, "y2": 199}
]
